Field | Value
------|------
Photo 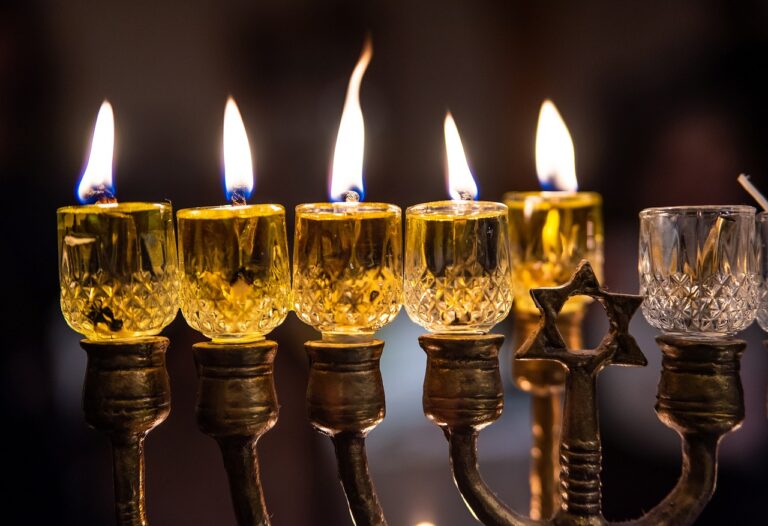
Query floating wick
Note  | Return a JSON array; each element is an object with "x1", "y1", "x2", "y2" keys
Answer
[
  {"x1": 230, "y1": 188, "x2": 248, "y2": 206},
  {"x1": 90, "y1": 186, "x2": 116, "y2": 205},
  {"x1": 458, "y1": 190, "x2": 474, "y2": 201},
  {"x1": 737, "y1": 174, "x2": 768, "y2": 211},
  {"x1": 343, "y1": 190, "x2": 360, "y2": 203}
]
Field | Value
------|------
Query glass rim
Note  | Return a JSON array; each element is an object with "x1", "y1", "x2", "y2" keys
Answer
[
  {"x1": 639, "y1": 205, "x2": 756, "y2": 218},
  {"x1": 177, "y1": 203, "x2": 284, "y2": 219},
  {"x1": 296, "y1": 202, "x2": 401, "y2": 217},
  {"x1": 406, "y1": 200, "x2": 507, "y2": 218},
  {"x1": 502, "y1": 190, "x2": 601, "y2": 203},
  {"x1": 57, "y1": 202, "x2": 171, "y2": 214}
]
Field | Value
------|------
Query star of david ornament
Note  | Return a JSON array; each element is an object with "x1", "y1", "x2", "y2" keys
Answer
[{"x1": 516, "y1": 260, "x2": 647, "y2": 373}]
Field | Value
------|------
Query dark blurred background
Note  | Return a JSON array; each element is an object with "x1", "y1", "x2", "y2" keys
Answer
[{"x1": 2, "y1": 1, "x2": 768, "y2": 524}]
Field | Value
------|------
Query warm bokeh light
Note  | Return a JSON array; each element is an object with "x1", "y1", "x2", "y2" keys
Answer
[
  {"x1": 414, "y1": 522, "x2": 436, "y2": 526},
  {"x1": 535, "y1": 99, "x2": 577, "y2": 192},
  {"x1": 223, "y1": 97, "x2": 254, "y2": 202},
  {"x1": 444, "y1": 112, "x2": 478, "y2": 201},
  {"x1": 330, "y1": 38, "x2": 373, "y2": 201},
  {"x1": 78, "y1": 101, "x2": 115, "y2": 203}
]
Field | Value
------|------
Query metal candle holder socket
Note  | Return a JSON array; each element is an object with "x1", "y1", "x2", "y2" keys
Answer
[
  {"x1": 419, "y1": 261, "x2": 745, "y2": 526},
  {"x1": 193, "y1": 340, "x2": 279, "y2": 526},
  {"x1": 81, "y1": 337, "x2": 171, "y2": 526},
  {"x1": 305, "y1": 339, "x2": 387, "y2": 526}
]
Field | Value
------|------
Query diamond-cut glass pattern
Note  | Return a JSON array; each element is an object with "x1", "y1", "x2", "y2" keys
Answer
[
  {"x1": 756, "y1": 212, "x2": 768, "y2": 332},
  {"x1": 292, "y1": 203, "x2": 402, "y2": 337},
  {"x1": 404, "y1": 201, "x2": 513, "y2": 333},
  {"x1": 178, "y1": 205, "x2": 290, "y2": 342},
  {"x1": 58, "y1": 203, "x2": 179, "y2": 340},
  {"x1": 639, "y1": 206, "x2": 758, "y2": 336}
]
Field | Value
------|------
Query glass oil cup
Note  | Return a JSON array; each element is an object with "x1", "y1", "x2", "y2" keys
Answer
[
  {"x1": 639, "y1": 205, "x2": 759, "y2": 338},
  {"x1": 504, "y1": 191, "x2": 603, "y2": 315},
  {"x1": 292, "y1": 202, "x2": 403, "y2": 341},
  {"x1": 404, "y1": 200, "x2": 513, "y2": 334},
  {"x1": 57, "y1": 202, "x2": 179, "y2": 340},
  {"x1": 177, "y1": 204, "x2": 291, "y2": 343}
]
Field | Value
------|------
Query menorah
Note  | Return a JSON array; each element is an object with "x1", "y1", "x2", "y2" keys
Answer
[{"x1": 58, "y1": 96, "x2": 761, "y2": 526}]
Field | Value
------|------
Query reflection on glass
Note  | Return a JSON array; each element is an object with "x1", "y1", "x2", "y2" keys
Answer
[
  {"x1": 639, "y1": 205, "x2": 758, "y2": 337},
  {"x1": 178, "y1": 204, "x2": 290, "y2": 343},
  {"x1": 505, "y1": 191, "x2": 603, "y2": 314},
  {"x1": 58, "y1": 202, "x2": 179, "y2": 340},
  {"x1": 404, "y1": 201, "x2": 512, "y2": 334},
  {"x1": 756, "y1": 212, "x2": 768, "y2": 332},
  {"x1": 293, "y1": 202, "x2": 402, "y2": 340}
]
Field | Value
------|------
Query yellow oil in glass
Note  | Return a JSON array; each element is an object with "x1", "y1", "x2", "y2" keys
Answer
[
  {"x1": 293, "y1": 203, "x2": 402, "y2": 339},
  {"x1": 504, "y1": 192, "x2": 603, "y2": 314},
  {"x1": 57, "y1": 202, "x2": 179, "y2": 340},
  {"x1": 177, "y1": 204, "x2": 290, "y2": 342},
  {"x1": 404, "y1": 201, "x2": 513, "y2": 333}
]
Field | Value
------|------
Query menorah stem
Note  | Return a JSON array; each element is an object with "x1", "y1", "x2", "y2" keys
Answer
[
  {"x1": 556, "y1": 367, "x2": 603, "y2": 524},
  {"x1": 448, "y1": 428, "x2": 538, "y2": 526},
  {"x1": 109, "y1": 434, "x2": 147, "y2": 526},
  {"x1": 530, "y1": 392, "x2": 562, "y2": 520},
  {"x1": 306, "y1": 339, "x2": 387, "y2": 526},
  {"x1": 194, "y1": 341, "x2": 279, "y2": 526},
  {"x1": 81, "y1": 337, "x2": 171, "y2": 526},
  {"x1": 514, "y1": 311, "x2": 581, "y2": 520},
  {"x1": 332, "y1": 431, "x2": 386, "y2": 526}
]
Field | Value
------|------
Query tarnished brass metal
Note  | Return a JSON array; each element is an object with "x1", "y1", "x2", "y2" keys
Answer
[
  {"x1": 623, "y1": 336, "x2": 745, "y2": 526},
  {"x1": 421, "y1": 334, "x2": 504, "y2": 430},
  {"x1": 193, "y1": 340, "x2": 279, "y2": 526},
  {"x1": 81, "y1": 337, "x2": 171, "y2": 526},
  {"x1": 417, "y1": 260, "x2": 747, "y2": 526},
  {"x1": 513, "y1": 311, "x2": 582, "y2": 520},
  {"x1": 518, "y1": 261, "x2": 646, "y2": 526},
  {"x1": 420, "y1": 333, "x2": 538, "y2": 526},
  {"x1": 305, "y1": 339, "x2": 387, "y2": 526}
]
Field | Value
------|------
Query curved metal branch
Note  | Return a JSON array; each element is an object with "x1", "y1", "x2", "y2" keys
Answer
[
  {"x1": 333, "y1": 431, "x2": 386, "y2": 526},
  {"x1": 615, "y1": 335, "x2": 745, "y2": 526},
  {"x1": 620, "y1": 434, "x2": 717, "y2": 526},
  {"x1": 216, "y1": 436, "x2": 271, "y2": 526},
  {"x1": 449, "y1": 428, "x2": 540, "y2": 526}
]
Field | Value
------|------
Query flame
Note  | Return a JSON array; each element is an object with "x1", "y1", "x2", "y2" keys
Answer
[
  {"x1": 330, "y1": 38, "x2": 373, "y2": 202},
  {"x1": 78, "y1": 101, "x2": 115, "y2": 203},
  {"x1": 535, "y1": 100, "x2": 577, "y2": 192},
  {"x1": 223, "y1": 97, "x2": 254, "y2": 203},
  {"x1": 444, "y1": 112, "x2": 478, "y2": 201}
]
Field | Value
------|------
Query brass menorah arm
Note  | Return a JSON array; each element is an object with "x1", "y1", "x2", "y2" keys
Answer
[
  {"x1": 448, "y1": 428, "x2": 542, "y2": 526},
  {"x1": 420, "y1": 333, "x2": 538, "y2": 526},
  {"x1": 306, "y1": 339, "x2": 387, "y2": 526},
  {"x1": 332, "y1": 431, "x2": 385, "y2": 525},
  {"x1": 193, "y1": 341, "x2": 279, "y2": 526},
  {"x1": 621, "y1": 336, "x2": 745, "y2": 526},
  {"x1": 81, "y1": 337, "x2": 171, "y2": 526}
]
